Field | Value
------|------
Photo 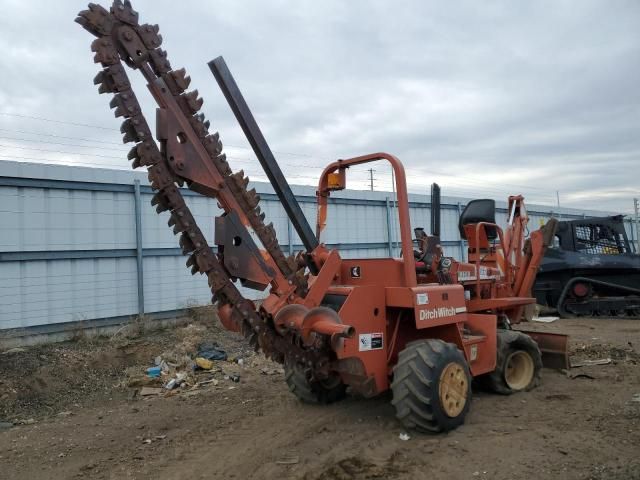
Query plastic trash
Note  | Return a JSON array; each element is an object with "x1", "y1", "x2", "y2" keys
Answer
[
  {"x1": 165, "y1": 378, "x2": 178, "y2": 390},
  {"x1": 146, "y1": 366, "x2": 162, "y2": 378},
  {"x1": 196, "y1": 343, "x2": 227, "y2": 361},
  {"x1": 195, "y1": 357, "x2": 214, "y2": 370}
]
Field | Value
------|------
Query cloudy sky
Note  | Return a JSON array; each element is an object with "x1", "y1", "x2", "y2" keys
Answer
[{"x1": 0, "y1": 0, "x2": 638, "y2": 212}]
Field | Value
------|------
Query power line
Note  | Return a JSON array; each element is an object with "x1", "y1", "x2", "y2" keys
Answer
[
  {"x1": 0, "y1": 143, "x2": 125, "y2": 160},
  {"x1": 0, "y1": 155, "x2": 131, "y2": 170},
  {"x1": 0, "y1": 135, "x2": 129, "y2": 153},
  {"x1": 367, "y1": 168, "x2": 376, "y2": 191},
  {"x1": 0, "y1": 113, "x2": 331, "y2": 160},
  {"x1": 0, "y1": 112, "x2": 117, "y2": 131},
  {"x1": 0, "y1": 127, "x2": 127, "y2": 146}
]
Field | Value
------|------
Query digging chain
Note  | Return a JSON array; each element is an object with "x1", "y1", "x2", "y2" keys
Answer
[{"x1": 76, "y1": 0, "x2": 326, "y2": 366}]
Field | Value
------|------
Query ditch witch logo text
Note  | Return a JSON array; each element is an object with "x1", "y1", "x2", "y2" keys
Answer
[{"x1": 419, "y1": 306, "x2": 456, "y2": 320}]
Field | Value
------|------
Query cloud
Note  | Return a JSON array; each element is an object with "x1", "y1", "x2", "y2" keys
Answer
[{"x1": 0, "y1": 0, "x2": 637, "y2": 212}]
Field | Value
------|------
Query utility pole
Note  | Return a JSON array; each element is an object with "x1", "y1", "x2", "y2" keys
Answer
[
  {"x1": 368, "y1": 168, "x2": 376, "y2": 191},
  {"x1": 556, "y1": 190, "x2": 560, "y2": 208},
  {"x1": 634, "y1": 198, "x2": 639, "y2": 253}
]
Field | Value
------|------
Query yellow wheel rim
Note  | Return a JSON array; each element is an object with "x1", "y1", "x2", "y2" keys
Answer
[
  {"x1": 504, "y1": 350, "x2": 534, "y2": 391},
  {"x1": 439, "y1": 362, "x2": 468, "y2": 418}
]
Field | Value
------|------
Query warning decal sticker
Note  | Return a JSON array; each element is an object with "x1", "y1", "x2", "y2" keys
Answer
[
  {"x1": 359, "y1": 333, "x2": 383, "y2": 351},
  {"x1": 416, "y1": 293, "x2": 429, "y2": 305}
]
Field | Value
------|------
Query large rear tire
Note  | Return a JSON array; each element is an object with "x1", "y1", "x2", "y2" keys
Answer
[
  {"x1": 284, "y1": 362, "x2": 346, "y2": 404},
  {"x1": 481, "y1": 330, "x2": 542, "y2": 395},
  {"x1": 391, "y1": 339, "x2": 472, "y2": 433}
]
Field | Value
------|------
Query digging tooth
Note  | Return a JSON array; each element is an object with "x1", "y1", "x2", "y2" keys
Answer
[
  {"x1": 163, "y1": 68, "x2": 190, "y2": 95},
  {"x1": 93, "y1": 71, "x2": 109, "y2": 93},
  {"x1": 120, "y1": 116, "x2": 148, "y2": 143},
  {"x1": 127, "y1": 145, "x2": 139, "y2": 160},
  {"x1": 178, "y1": 90, "x2": 203, "y2": 115},
  {"x1": 91, "y1": 37, "x2": 118, "y2": 65},
  {"x1": 187, "y1": 115, "x2": 208, "y2": 138},
  {"x1": 204, "y1": 133, "x2": 222, "y2": 157},
  {"x1": 111, "y1": 0, "x2": 139, "y2": 26},
  {"x1": 148, "y1": 48, "x2": 171, "y2": 75},
  {"x1": 186, "y1": 254, "x2": 199, "y2": 274},
  {"x1": 151, "y1": 192, "x2": 170, "y2": 214},
  {"x1": 231, "y1": 170, "x2": 248, "y2": 188},
  {"x1": 120, "y1": 119, "x2": 145, "y2": 143},
  {"x1": 244, "y1": 189, "x2": 260, "y2": 209},
  {"x1": 120, "y1": 119, "x2": 138, "y2": 143},
  {"x1": 75, "y1": 4, "x2": 113, "y2": 37},
  {"x1": 147, "y1": 164, "x2": 174, "y2": 191},
  {"x1": 179, "y1": 232, "x2": 195, "y2": 254},
  {"x1": 215, "y1": 154, "x2": 231, "y2": 175},
  {"x1": 136, "y1": 23, "x2": 162, "y2": 49},
  {"x1": 110, "y1": 92, "x2": 139, "y2": 118},
  {"x1": 94, "y1": 64, "x2": 130, "y2": 94},
  {"x1": 109, "y1": 96, "x2": 123, "y2": 116},
  {"x1": 172, "y1": 68, "x2": 191, "y2": 90}
]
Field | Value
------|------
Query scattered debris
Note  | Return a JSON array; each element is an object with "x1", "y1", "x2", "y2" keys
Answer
[
  {"x1": 57, "y1": 411, "x2": 73, "y2": 417},
  {"x1": 571, "y1": 343, "x2": 639, "y2": 364},
  {"x1": 142, "y1": 438, "x2": 152, "y2": 444},
  {"x1": 1, "y1": 347, "x2": 26, "y2": 355},
  {"x1": 140, "y1": 387, "x2": 163, "y2": 396},
  {"x1": 165, "y1": 372, "x2": 188, "y2": 390},
  {"x1": 196, "y1": 378, "x2": 219, "y2": 387},
  {"x1": 632, "y1": 394, "x2": 640, "y2": 403},
  {"x1": 531, "y1": 316, "x2": 559, "y2": 323},
  {"x1": 165, "y1": 378, "x2": 178, "y2": 390},
  {"x1": 567, "y1": 372, "x2": 596, "y2": 380},
  {"x1": 0, "y1": 421, "x2": 13, "y2": 430},
  {"x1": 398, "y1": 432, "x2": 410, "y2": 441},
  {"x1": 275, "y1": 456, "x2": 299, "y2": 465},
  {"x1": 197, "y1": 343, "x2": 227, "y2": 361},
  {"x1": 195, "y1": 357, "x2": 215, "y2": 370},
  {"x1": 146, "y1": 366, "x2": 162, "y2": 378},
  {"x1": 571, "y1": 358, "x2": 612, "y2": 368}
]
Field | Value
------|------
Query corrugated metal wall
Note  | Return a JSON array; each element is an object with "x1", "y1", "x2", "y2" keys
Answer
[{"x1": 1, "y1": 160, "x2": 635, "y2": 333}]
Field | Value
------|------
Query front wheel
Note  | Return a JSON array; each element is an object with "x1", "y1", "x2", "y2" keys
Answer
[{"x1": 391, "y1": 339, "x2": 472, "y2": 433}]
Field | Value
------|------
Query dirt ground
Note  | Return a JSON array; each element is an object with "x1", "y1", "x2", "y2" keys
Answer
[{"x1": 1, "y1": 314, "x2": 639, "y2": 480}]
